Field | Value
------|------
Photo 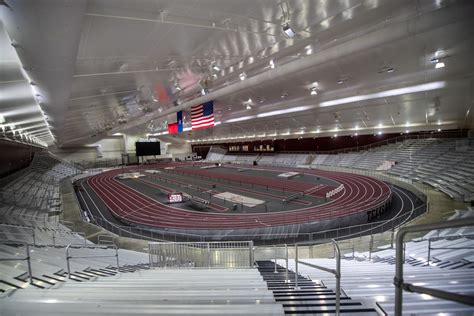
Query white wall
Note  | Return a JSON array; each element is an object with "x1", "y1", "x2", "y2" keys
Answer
[
  {"x1": 52, "y1": 136, "x2": 126, "y2": 162},
  {"x1": 52, "y1": 133, "x2": 194, "y2": 163}
]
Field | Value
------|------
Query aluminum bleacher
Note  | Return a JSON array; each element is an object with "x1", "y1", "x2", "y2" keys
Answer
[
  {"x1": 211, "y1": 137, "x2": 474, "y2": 202},
  {"x1": 275, "y1": 209, "x2": 474, "y2": 315},
  {"x1": 0, "y1": 268, "x2": 284, "y2": 316}
]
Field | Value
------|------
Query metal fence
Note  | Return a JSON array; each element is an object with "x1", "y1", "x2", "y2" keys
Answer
[{"x1": 148, "y1": 241, "x2": 254, "y2": 268}]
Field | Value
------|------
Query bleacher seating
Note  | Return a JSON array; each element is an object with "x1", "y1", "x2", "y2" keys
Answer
[
  {"x1": 0, "y1": 153, "x2": 82, "y2": 216},
  {"x1": 276, "y1": 208, "x2": 474, "y2": 315},
  {"x1": 0, "y1": 267, "x2": 283, "y2": 315},
  {"x1": 209, "y1": 137, "x2": 474, "y2": 202}
]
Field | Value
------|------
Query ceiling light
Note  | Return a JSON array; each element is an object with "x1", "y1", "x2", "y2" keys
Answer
[
  {"x1": 305, "y1": 45, "x2": 312, "y2": 55},
  {"x1": 437, "y1": 128, "x2": 441, "y2": 132},
  {"x1": 386, "y1": 67, "x2": 395, "y2": 73},
  {"x1": 280, "y1": 92, "x2": 288, "y2": 98},
  {"x1": 212, "y1": 64, "x2": 220, "y2": 72},
  {"x1": 247, "y1": 98, "x2": 252, "y2": 104},
  {"x1": 256, "y1": 105, "x2": 311, "y2": 118},
  {"x1": 282, "y1": 23, "x2": 296, "y2": 38},
  {"x1": 333, "y1": 134, "x2": 337, "y2": 138},
  {"x1": 201, "y1": 88, "x2": 207, "y2": 96},
  {"x1": 0, "y1": 114, "x2": 5, "y2": 124},
  {"x1": 245, "y1": 104, "x2": 252, "y2": 110},
  {"x1": 435, "y1": 62, "x2": 445, "y2": 69},
  {"x1": 310, "y1": 88, "x2": 318, "y2": 96},
  {"x1": 377, "y1": 123, "x2": 383, "y2": 128},
  {"x1": 405, "y1": 121, "x2": 410, "y2": 127},
  {"x1": 269, "y1": 59, "x2": 275, "y2": 69},
  {"x1": 378, "y1": 131, "x2": 382, "y2": 135},
  {"x1": 405, "y1": 130, "x2": 410, "y2": 133},
  {"x1": 320, "y1": 81, "x2": 445, "y2": 107},
  {"x1": 225, "y1": 116, "x2": 255, "y2": 123},
  {"x1": 435, "y1": 49, "x2": 445, "y2": 57},
  {"x1": 354, "y1": 132, "x2": 358, "y2": 136},
  {"x1": 239, "y1": 73, "x2": 246, "y2": 81}
]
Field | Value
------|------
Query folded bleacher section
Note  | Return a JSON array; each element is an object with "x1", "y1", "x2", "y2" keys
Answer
[{"x1": 0, "y1": 153, "x2": 81, "y2": 218}]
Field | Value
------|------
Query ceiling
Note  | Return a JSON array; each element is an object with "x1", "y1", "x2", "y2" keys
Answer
[{"x1": 1, "y1": 0, "x2": 473, "y2": 147}]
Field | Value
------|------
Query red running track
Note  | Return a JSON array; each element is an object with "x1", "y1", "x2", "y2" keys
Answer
[{"x1": 86, "y1": 164, "x2": 391, "y2": 230}]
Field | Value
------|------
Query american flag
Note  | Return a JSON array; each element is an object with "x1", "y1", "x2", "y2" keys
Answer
[{"x1": 191, "y1": 101, "x2": 214, "y2": 130}]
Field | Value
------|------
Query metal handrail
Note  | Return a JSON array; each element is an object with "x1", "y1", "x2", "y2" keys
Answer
[
  {"x1": 294, "y1": 239, "x2": 341, "y2": 316},
  {"x1": 97, "y1": 234, "x2": 115, "y2": 244},
  {"x1": 394, "y1": 218, "x2": 474, "y2": 316},
  {"x1": 0, "y1": 224, "x2": 36, "y2": 246},
  {"x1": 425, "y1": 233, "x2": 474, "y2": 266},
  {"x1": 0, "y1": 240, "x2": 33, "y2": 283},
  {"x1": 66, "y1": 243, "x2": 120, "y2": 279}
]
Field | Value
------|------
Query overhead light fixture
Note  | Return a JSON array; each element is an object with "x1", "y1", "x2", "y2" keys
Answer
[
  {"x1": 0, "y1": 114, "x2": 5, "y2": 124},
  {"x1": 246, "y1": 104, "x2": 252, "y2": 110},
  {"x1": 282, "y1": 23, "x2": 296, "y2": 38},
  {"x1": 320, "y1": 81, "x2": 446, "y2": 107},
  {"x1": 386, "y1": 67, "x2": 395, "y2": 73},
  {"x1": 212, "y1": 64, "x2": 220, "y2": 72},
  {"x1": 239, "y1": 73, "x2": 246, "y2": 81},
  {"x1": 224, "y1": 116, "x2": 255, "y2": 123},
  {"x1": 437, "y1": 128, "x2": 441, "y2": 132},
  {"x1": 257, "y1": 105, "x2": 311, "y2": 118},
  {"x1": 269, "y1": 59, "x2": 275, "y2": 69},
  {"x1": 201, "y1": 88, "x2": 207, "y2": 96},
  {"x1": 310, "y1": 88, "x2": 318, "y2": 96},
  {"x1": 305, "y1": 45, "x2": 312, "y2": 55},
  {"x1": 280, "y1": 92, "x2": 288, "y2": 98},
  {"x1": 378, "y1": 131, "x2": 382, "y2": 135},
  {"x1": 435, "y1": 62, "x2": 445, "y2": 69}
]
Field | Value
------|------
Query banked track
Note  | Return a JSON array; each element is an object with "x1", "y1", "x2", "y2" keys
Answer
[{"x1": 86, "y1": 164, "x2": 392, "y2": 230}]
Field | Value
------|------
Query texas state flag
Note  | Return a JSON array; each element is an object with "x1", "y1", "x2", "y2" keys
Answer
[{"x1": 168, "y1": 111, "x2": 183, "y2": 134}]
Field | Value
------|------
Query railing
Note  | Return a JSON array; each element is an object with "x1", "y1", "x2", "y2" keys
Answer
[
  {"x1": 0, "y1": 224, "x2": 36, "y2": 246},
  {"x1": 97, "y1": 234, "x2": 115, "y2": 244},
  {"x1": 148, "y1": 241, "x2": 254, "y2": 268},
  {"x1": 0, "y1": 240, "x2": 33, "y2": 283},
  {"x1": 394, "y1": 218, "x2": 474, "y2": 316},
  {"x1": 254, "y1": 244, "x2": 289, "y2": 279},
  {"x1": 294, "y1": 239, "x2": 341, "y2": 316},
  {"x1": 72, "y1": 158, "x2": 123, "y2": 170},
  {"x1": 426, "y1": 234, "x2": 474, "y2": 266},
  {"x1": 84, "y1": 201, "x2": 425, "y2": 245},
  {"x1": 66, "y1": 243, "x2": 120, "y2": 279}
]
